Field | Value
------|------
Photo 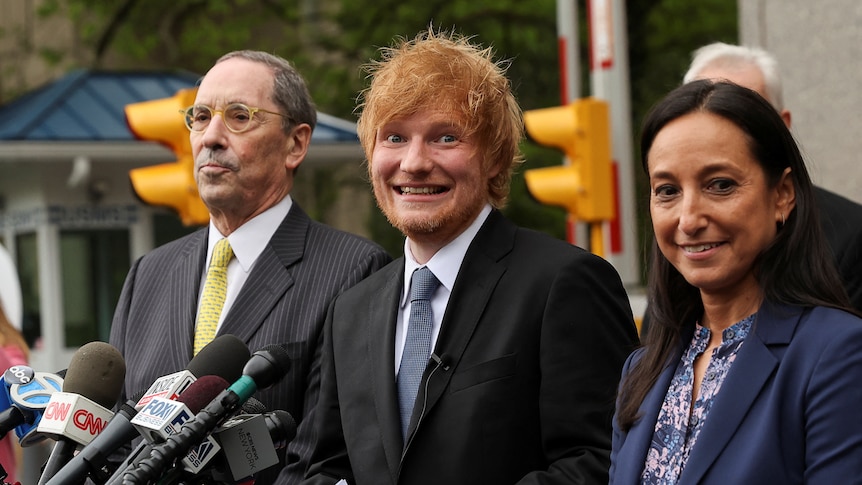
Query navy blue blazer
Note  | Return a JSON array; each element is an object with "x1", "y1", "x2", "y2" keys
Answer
[{"x1": 611, "y1": 302, "x2": 862, "y2": 484}]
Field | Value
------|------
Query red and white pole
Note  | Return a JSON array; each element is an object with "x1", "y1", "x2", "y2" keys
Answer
[{"x1": 587, "y1": 0, "x2": 640, "y2": 287}]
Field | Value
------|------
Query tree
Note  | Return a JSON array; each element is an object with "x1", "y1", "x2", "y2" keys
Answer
[{"x1": 42, "y1": 0, "x2": 736, "y2": 256}]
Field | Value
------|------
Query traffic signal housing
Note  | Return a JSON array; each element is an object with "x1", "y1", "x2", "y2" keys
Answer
[
  {"x1": 126, "y1": 88, "x2": 209, "y2": 226},
  {"x1": 523, "y1": 98, "x2": 614, "y2": 223}
]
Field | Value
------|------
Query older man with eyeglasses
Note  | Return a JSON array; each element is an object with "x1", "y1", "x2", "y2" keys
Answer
[{"x1": 109, "y1": 50, "x2": 391, "y2": 484}]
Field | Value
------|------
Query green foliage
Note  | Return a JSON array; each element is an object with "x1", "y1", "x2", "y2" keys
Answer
[
  {"x1": 36, "y1": 0, "x2": 63, "y2": 17},
  {"x1": 627, "y1": 0, "x2": 738, "y2": 281},
  {"x1": 39, "y1": 48, "x2": 66, "y2": 66},
  {"x1": 368, "y1": 202, "x2": 405, "y2": 259},
  {"x1": 630, "y1": 0, "x2": 738, "y2": 131},
  {"x1": 45, "y1": 0, "x2": 735, "y2": 254}
]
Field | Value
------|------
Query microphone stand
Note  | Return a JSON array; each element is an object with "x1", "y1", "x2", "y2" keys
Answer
[{"x1": 38, "y1": 439, "x2": 79, "y2": 484}]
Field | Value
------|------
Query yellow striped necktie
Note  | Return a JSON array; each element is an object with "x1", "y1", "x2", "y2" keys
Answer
[{"x1": 193, "y1": 238, "x2": 233, "y2": 355}]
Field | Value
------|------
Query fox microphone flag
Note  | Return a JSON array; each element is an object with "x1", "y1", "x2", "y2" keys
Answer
[
  {"x1": 45, "y1": 335, "x2": 250, "y2": 485},
  {"x1": 131, "y1": 376, "x2": 229, "y2": 474},
  {"x1": 124, "y1": 345, "x2": 291, "y2": 484}
]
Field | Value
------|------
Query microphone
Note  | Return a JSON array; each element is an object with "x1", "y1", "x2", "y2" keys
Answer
[
  {"x1": 44, "y1": 334, "x2": 250, "y2": 485},
  {"x1": 37, "y1": 341, "x2": 126, "y2": 484},
  {"x1": 101, "y1": 375, "x2": 232, "y2": 485},
  {"x1": 0, "y1": 365, "x2": 63, "y2": 441},
  {"x1": 124, "y1": 345, "x2": 292, "y2": 484},
  {"x1": 430, "y1": 353, "x2": 450, "y2": 371},
  {"x1": 136, "y1": 334, "x2": 250, "y2": 409},
  {"x1": 208, "y1": 410, "x2": 297, "y2": 482},
  {"x1": 240, "y1": 396, "x2": 267, "y2": 415},
  {"x1": 0, "y1": 365, "x2": 33, "y2": 423},
  {"x1": 151, "y1": 408, "x2": 297, "y2": 484},
  {"x1": 131, "y1": 375, "x2": 228, "y2": 474},
  {"x1": 170, "y1": 400, "x2": 297, "y2": 483}
]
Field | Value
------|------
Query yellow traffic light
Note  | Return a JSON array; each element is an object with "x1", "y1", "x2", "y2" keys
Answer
[
  {"x1": 523, "y1": 98, "x2": 614, "y2": 223},
  {"x1": 126, "y1": 88, "x2": 209, "y2": 226}
]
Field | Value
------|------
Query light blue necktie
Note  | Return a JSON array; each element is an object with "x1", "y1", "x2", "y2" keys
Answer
[{"x1": 397, "y1": 266, "x2": 440, "y2": 441}]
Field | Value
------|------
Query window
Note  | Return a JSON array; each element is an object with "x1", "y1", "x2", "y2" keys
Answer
[
  {"x1": 60, "y1": 230, "x2": 129, "y2": 347},
  {"x1": 15, "y1": 233, "x2": 39, "y2": 348}
]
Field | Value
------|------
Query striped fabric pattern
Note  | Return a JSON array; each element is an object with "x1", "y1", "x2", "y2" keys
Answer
[{"x1": 109, "y1": 204, "x2": 392, "y2": 484}]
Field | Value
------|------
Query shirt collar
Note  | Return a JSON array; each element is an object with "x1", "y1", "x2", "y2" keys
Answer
[
  {"x1": 400, "y1": 204, "x2": 492, "y2": 307},
  {"x1": 207, "y1": 195, "x2": 292, "y2": 272}
]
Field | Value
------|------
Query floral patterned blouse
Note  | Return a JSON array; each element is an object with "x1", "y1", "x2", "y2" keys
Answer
[{"x1": 640, "y1": 314, "x2": 754, "y2": 484}]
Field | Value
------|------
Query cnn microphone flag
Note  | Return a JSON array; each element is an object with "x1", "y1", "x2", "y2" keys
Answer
[{"x1": 36, "y1": 392, "x2": 112, "y2": 445}]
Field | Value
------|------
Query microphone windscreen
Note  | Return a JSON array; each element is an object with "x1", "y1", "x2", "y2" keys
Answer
[
  {"x1": 268, "y1": 410, "x2": 297, "y2": 448},
  {"x1": 176, "y1": 375, "x2": 229, "y2": 413},
  {"x1": 63, "y1": 342, "x2": 126, "y2": 409},
  {"x1": 129, "y1": 388, "x2": 146, "y2": 404},
  {"x1": 244, "y1": 344, "x2": 292, "y2": 390},
  {"x1": 241, "y1": 397, "x2": 267, "y2": 414},
  {"x1": 187, "y1": 335, "x2": 250, "y2": 383},
  {"x1": 263, "y1": 344, "x2": 292, "y2": 376}
]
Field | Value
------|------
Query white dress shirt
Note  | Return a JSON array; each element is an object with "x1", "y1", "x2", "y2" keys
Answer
[
  {"x1": 394, "y1": 204, "x2": 492, "y2": 374},
  {"x1": 195, "y1": 196, "x2": 292, "y2": 334}
]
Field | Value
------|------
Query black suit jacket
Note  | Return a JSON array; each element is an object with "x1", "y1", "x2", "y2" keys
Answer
[
  {"x1": 815, "y1": 186, "x2": 862, "y2": 312},
  {"x1": 304, "y1": 210, "x2": 639, "y2": 484},
  {"x1": 109, "y1": 203, "x2": 391, "y2": 484}
]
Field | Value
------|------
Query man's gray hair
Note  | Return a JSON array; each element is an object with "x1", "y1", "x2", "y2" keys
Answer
[
  {"x1": 683, "y1": 42, "x2": 784, "y2": 112},
  {"x1": 215, "y1": 50, "x2": 318, "y2": 134}
]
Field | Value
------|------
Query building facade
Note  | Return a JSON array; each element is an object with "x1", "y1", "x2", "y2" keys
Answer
[{"x1": 739, "y1": 0, "x2": 861, "y2": 203}]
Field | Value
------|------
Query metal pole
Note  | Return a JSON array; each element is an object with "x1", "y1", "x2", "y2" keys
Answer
[
  {"x1": 556, "y1": 0, "x2": 590, "y2": 248},
  {"x1": 587, "y1": 0, "x2": 640, "y2": 286}
]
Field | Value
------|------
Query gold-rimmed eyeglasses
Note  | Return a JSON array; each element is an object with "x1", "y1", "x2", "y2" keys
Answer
[{"x1": 180, "y1": 103, "x2": 291, "y2": 133}]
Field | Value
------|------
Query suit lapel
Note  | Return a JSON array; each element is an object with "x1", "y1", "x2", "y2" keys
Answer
[
  {"x1": 615, "y1": 351, "x2": 681, "y2": 484},
  {"x1": 680, "y1": 303, "x2": 800, "y2": 483},
  {"x1": 218, "y1": 206, "x2": 305, "y2": 343},
  {"x1": 172, "y1": 230, "x2": 208, "y2": 364},
  {"x1": 418, "y1": 211, "x2": 512, "y2": 426},
  {"x1": 366, "y1": 262, "x2": 405, "y2": 482}
]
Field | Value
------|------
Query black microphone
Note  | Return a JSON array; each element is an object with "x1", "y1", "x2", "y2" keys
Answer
[
  {"x1": 101, "y1": 375, "x2": 231, "y2": 485},
  {"x1": 210, "y1": 410, "x2": 297, "y2": 482},
  {"x1": 240, "y1": 397, "x2": 267, "y2": 415},
  {"x1": 163, "y1": 409, "x2": 297, "y2": 484},
  {"x1": 44, "y1": 335, "x2": 250, "y2": 485},
  {"x1": 132, "y1": 375, "x2": 230, "y2": 473},
  {"x1": 37, "y1": 341, "x2": 127, "y2": 485},
  {"x1": 430, "y1": 353, "x2": 450, "y2": 371},
  {"x1": 136, "y1": 334, "x2": 250, "y2": 410},
  {"x1": 102, "y1": 398, "x2": 273, "y2": 485},
  {"x1": 123, "y1": 345, "x2": 291, "y2": 484}
]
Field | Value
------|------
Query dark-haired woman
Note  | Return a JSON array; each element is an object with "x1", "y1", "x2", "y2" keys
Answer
[{"x1": 610, "y1": 80, "x2": 862, "y2": 484}]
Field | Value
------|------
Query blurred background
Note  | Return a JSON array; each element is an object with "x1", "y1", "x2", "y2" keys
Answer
[
  {"x1": 0, "y1": 1, "x2": 859, "y2": 482},
  {"x1": 0, "y1": 0, "x2": 858, "y2": 414},
  {"x1": 3, "y1": 0, "x2": 861, "y2": 368}
]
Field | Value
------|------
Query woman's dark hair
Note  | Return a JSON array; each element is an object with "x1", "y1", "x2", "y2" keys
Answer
[{"x1": 616, "y1": 80, "x2": 851, "y2": 430}]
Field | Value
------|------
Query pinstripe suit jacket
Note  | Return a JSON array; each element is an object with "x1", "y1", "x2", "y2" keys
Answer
[{"x1": 109, "y1": 202, "x2": 392, "y2": 484}]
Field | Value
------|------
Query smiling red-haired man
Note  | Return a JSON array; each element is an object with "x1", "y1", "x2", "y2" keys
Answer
[{"x1": 303, "y1": 28, "x2": 638, "y2": 485}]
